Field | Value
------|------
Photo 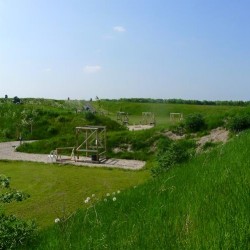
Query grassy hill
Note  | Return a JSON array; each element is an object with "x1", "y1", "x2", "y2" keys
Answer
[
  {"x1": 0, "y1": 98, "x2": 249, "y2": 249},
  {"x1": 1, "y1": 98, "x2": 249, "y2": 161},
  {"x1": 29, "y1": 129, "x2": 250, "y2": 249}
]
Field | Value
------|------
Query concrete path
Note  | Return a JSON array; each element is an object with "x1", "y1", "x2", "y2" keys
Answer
[{"x1": 0, "y1": 141, "x2": 145, "y2": 170}]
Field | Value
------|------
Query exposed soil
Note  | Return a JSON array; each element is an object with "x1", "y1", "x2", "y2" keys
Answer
[
  {"x1": 164, "y1": 131, "x2": 185, "y2": 140},
  {"x1": 196, "y1": 127, "x2": 229, "y2": 151},
  {"x1": 0, "y1": 141, "x2": 145, "y2": 170},
  {"x1": 128, "y1": 125, "x2": 154, "y2": 131},
  {"x1": 164, "y1": 127, "x2": 229, "y2": 152}
]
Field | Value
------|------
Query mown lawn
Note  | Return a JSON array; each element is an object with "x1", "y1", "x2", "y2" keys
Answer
[{"x1": 0, "y1": 161, "x2": 150, "y2": 228}]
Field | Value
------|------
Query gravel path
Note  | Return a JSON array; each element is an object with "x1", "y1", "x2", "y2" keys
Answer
[{"x1": 0, "y1": 141, "x2": 145, "y2": 170}]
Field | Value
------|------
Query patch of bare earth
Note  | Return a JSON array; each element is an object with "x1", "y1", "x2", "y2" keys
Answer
[
  {"x1": 197, "y1": 127, "x2": 229, "y2": 152},
  {"x1": 164, "y1": 131, "x2": 185, "y2": 140},
  {"x1": 128, "y1": 125, "x2": 154, "y2": 131},
  {"x1": 164, "y1": 127, "x2": 229, "y2": 152}
]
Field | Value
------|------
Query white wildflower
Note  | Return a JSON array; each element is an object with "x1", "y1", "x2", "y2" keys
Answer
[
  {"x1": 55, "y1": 218, "x2": 60, "y2": 223},
  {"x1": 117, "y1": 190, "x2": 120, "y2": 194},
  {"x1": 113, "y1": 197, "x2": 116, "y2": 201},
  {"x1": 84, "y1": 197, "x2": 91, "y2": 203},
  {"x1": 106, "y1": 193, "x2": 110, "y2": 196}
]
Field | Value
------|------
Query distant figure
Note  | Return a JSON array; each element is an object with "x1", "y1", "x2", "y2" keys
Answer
[{"x1": 19, "y1": 134, "x2": 23, "y2": 145}]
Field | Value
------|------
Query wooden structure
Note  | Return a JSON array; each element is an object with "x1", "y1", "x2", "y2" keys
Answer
[
  {"x1": 52, "y1": 126, "x2": 107, "y2": 163},
  {"x1": 141, "y1": 112, "x2": 155, "y2": 125},
  {"x1": 117, "y1": 112, "x2": 129, "y2": 125},
  {"x1": 170, "y1": 113, "x2": 183, "y2": 121},
  {"x1": 53, "y1": 147, "x2": 75, "y2": 162},
  {"x1": 75, "y1": 126, "x2": 107, "y2": 162}
]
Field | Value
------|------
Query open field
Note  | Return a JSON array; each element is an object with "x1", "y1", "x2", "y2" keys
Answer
[
  {"x1": 95, "y1": 100, "x2": 247, "y2": 128},
  {"x1": 0, "y1": 161, "x2": 150, "y2": 228}
]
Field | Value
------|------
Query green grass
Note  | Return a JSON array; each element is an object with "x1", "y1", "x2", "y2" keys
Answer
[
  {"x1": 30, "y1": 130, "x2": 250, "y2": 249},
  {"x1": 1, "y1": 98, "x2": 248, "y2": 161},
  {"x1": 0, "y1": 161, "x2": 150, "y2": 228},
  {"x1": 95, "y1": 100, "x2": 246, "y2": 128}
]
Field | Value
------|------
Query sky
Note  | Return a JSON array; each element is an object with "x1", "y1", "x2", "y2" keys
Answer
[{"x1": 1, "y1": 0, "x2": 250, "y2": 101}]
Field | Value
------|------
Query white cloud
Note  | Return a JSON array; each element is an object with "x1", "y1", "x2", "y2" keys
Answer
[
  {"x1": 113, "y1": 26, "x2": 126, "y2": 33},
  {"x1": 84, "y1": 65, "x2": 102, "y2": 73}
]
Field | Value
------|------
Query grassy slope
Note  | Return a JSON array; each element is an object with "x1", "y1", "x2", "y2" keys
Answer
[
  {"x1": 32, "y1": 130, "x2": 250, "y2": 249},
  {"x1": 0, "y1": 161, "x2": 149, "y2": 228}
]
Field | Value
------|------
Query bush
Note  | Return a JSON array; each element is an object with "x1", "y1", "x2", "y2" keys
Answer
[
  {"x1": 47, "y1": 126, "x2": 59, "y2": 135},
  {"x1": 157, "y1": 137, "x2": 172, "y2": 153},
  {"x1": 0, "y1": 214, "x2": 37, "y2": 250},
  {"x1": 152, "y1": 139, "x2": 195, "y2": 176},
  {"x1": 1, "y1": 128, "x2": 12, "y2": 139},
  {"x1": 0, "y1": 175, "x2": 37, "y2": 249},
  {"x1": 185, "y1": 113, "x2": 206, "y2": 132},
  {"x1": 228, "y1": 114, "x2": 250, "y2": 132},
  {"x1": 84, "y1": 112, "x2": 96, "y2": 121}
]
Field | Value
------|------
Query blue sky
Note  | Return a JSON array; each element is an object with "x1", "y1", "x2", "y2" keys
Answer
[{"x1": 1, "y1": 0, "x2": 250, "y2": 101}]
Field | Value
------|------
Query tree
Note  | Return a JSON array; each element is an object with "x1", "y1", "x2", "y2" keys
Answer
[{"x1": 13, "y1": 96, "x2": 21, "y2": 104}]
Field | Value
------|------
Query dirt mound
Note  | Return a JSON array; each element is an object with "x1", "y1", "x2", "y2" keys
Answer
[
  {"x1": 128, "y1": 125, "x2": 154, "y2": 131},
  {"x1": 197, "y1": 127, "x2": 229, "y2": 151},
  {"x1": 164, "y1": 131, "x2": 185, "y2": 140}
]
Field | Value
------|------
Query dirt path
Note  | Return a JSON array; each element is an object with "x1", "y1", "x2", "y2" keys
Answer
[{"x1": 0, "y1": 141, "x2": 145, "y2": 170}]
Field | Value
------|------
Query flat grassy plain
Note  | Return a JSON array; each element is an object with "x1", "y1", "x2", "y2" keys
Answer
[
  {"x1": 0, "y1": 161, "x2": 149, "y2": 228},
  {"x1": 96, "y1": 100, "x2": 246, "y2": 128},
  {"x1": 31, "y1": 129, "x2": 250, "y2": 249}
]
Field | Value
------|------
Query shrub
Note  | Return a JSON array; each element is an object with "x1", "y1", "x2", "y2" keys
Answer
[
  {"x1": 84, "y1": 112, "x2": 96, "y2": 121},
  {"x1": 56, "y1": 116, "x2": 70, "y2": 123},
  {"x1": 0, "y1": 175, "x2": 37, "y2": 249},
  {"x1": 1, "y1": 128, "x2": 12, "y2": 139},
  {"x1": 152, "y1": 139, "x2": 195, "y2": 176},
  {"x1": 228, "y1": 114, "x2": 250, "y2": 132},
  {"x1": 47, "y1": 126, "x2": 59, "y2": 135},
  {"x1": 0, "y1": 214, "x2": 37, "y2": 250},
  {"x1": 157, "y1": 137, "x2": 172, "y2": 153},
  {"x1": 185, "y1": 113, "x2": 206, "y2": 132}
]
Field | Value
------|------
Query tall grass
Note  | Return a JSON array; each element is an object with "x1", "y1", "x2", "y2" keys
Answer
[{"x1": 31, "y1": 130, "x2": 250, "y2": 249}]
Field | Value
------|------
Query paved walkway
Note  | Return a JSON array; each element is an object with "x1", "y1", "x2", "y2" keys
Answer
[{"x1": 0, "y1": 141, "x2": 145, "y2": 170}]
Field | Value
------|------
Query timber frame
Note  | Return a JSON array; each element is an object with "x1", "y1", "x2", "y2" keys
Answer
[
  {"x1": 169, "y1": 113, "x2": 183, "y2": 121},
  {"x1": 75, "y1": 126, "x2": 107, "y2": 162},
  {"x1": 117, "y1": 111, "x2": 129, "y2": 125},
  {"x1": 141, "y1": 112, "x2": 155, "y2": 125}
]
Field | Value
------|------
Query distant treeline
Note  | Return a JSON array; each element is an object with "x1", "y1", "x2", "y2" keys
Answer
[{"x1": 101, "y1": 98, "x2": 250, "y2": 106}]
